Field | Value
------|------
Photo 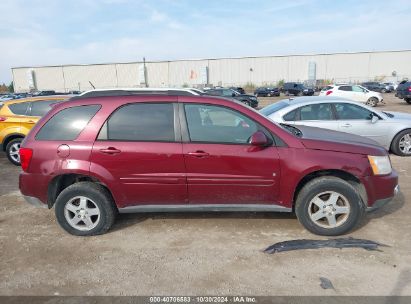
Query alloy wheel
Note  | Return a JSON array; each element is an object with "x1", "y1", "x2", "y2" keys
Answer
[
  {"x1": 399, "y1": 133, "x2": 411, "y2": 155},
  {"x1": 308, "y1": 191, "x2": 350, "y2": 228},
  {"x1": 64, "y1": 196, "x2": 101, "y2": 231},
  {"x1": 8, "y1": 142, "x2": 21, "y2": 163}
]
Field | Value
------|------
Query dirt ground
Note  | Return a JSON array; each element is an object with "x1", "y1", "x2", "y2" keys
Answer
[{"x1": 1, "y1": 93, "x2": 411, "y2": 296}]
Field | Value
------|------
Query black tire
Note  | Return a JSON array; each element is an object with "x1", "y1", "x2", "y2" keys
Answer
[
  {"x1": 285, "y1": 90, "x2": 289, "y2": 96},
  {"x1": 390, "y1": 129, "x2": 411, "y2": 156},
  {"x1": 366, "y1": 97, "x2": 378, "y2": 107},
  {"x1": 382, "y1": 89, "x2": 387, "y2": 93},
  {"x1": 55, "y1": 182, "x2": 117, "y2": 236},
  {"x1": 405, "y1": 98, "x2": 411, "y2": 104},
  {"x1": 295, "y1": 176, "x2": 365, "y2": 236},
  {"x1": 6, "y1": 138, "x2": 23, "y2": 166}
]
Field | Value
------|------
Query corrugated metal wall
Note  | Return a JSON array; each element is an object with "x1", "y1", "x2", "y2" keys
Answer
[{"x1": 11, "y1": 50, "x2": 411, "y2": 92}]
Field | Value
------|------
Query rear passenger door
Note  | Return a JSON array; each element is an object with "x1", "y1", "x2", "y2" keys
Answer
[
  {"x1": 292, "y1": 103, "x2": 339, "y2": 131},
  {"x1": 90, "y1": 102, "x2": 188, "y2": 207}
]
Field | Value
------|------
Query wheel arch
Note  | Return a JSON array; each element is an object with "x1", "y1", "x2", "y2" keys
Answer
[
  {"x1": 47, "y1": 173, "x2": 116, "y2": 209},
  {"x1": 2, "y1": 133, "x2": 25, "y2": 151},
  {"x1": 292, "y1": 169, "x2": 367, "y2": 210},
  {"x1": 389, "y1": 128, "x2": 411, "y2": 152}
]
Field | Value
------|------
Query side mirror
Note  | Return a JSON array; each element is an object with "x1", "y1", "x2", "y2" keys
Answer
[
  {"x1": 371, "y1": 114, "x2": 379, "y2": 124},
  {"x1": 249, "y1": 131, "x2": 270, "y2": 146}
]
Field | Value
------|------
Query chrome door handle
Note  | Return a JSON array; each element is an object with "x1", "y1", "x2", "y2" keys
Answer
[
  {"x1": 187, "y1": 151, "x2": 210, "y2": 158},
  {"x1": 341, "y1": 123, "x2": 352, "y2": 128}
]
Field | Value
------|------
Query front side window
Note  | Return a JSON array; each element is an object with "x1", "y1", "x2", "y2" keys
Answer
[
  {"x1": 8, "y1": 102, "x2": 29, "y2": 115},
  {"x1": 299, "y1": 104, "x2": 333, "y2": 121},
  {"x1": 184, "y1": 104, "x2": 258, "y2": 144},
  {"x1": 30, "y1": 100, "x2": 63, "y2": 117},
  {"x1": 334, "y1": 103, "x2": 372, "y2": 120},
  {"x1": 101, "y1": 103, "x2": 175, "y2": 142},
  {"x1": 352, "y1": 86, "x2": 365, "y2": 93},
  {"x1": 36, "y1": 105, "x2": 100, "y2": 140}
]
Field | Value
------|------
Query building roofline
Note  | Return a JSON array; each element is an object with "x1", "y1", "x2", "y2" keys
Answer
[{"x1": 11, "y1": 49, "x2": 411, "y2": 70}]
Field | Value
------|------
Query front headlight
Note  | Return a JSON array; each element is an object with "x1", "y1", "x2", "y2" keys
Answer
[{"x1": 368, "y1": 155, "x2": 392, "y2": 175}]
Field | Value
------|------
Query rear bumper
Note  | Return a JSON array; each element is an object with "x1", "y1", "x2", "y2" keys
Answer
[{"x1": 367, "y1": 185, "x2": 400, "y2": 212}]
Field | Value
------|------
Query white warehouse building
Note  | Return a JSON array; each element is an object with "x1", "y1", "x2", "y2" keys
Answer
[{"x1": 11, "y1": 50, "x2": 411, "y2": 93}]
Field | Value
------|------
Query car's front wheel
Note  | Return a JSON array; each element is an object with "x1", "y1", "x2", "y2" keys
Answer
[
  {"x1": 295, "y1": 177, "x2": 365, "y2": 236},
  {"x1": 55, "y1": 182, "x2": 117, "y2": 236},
  {"x1": 6, "y1": 138, "x2": 23, "y2": 166},
  {"x1": 391, "y1": 129, "x2": 411, "y2": 156},
  {"x1": 405, "y1": 98, "x2": 411, "y2": 104},
  {"x1": 366, "y1": 97, "x2": 378, "y2": 107}
]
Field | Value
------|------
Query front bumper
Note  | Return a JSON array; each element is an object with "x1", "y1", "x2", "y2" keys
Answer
[
  {"x1": 22, "y1": 195, "x2": 48, "y2": 208},
  {"x1": 367, "y1": 185, "x2": 400, "y2": 212}
]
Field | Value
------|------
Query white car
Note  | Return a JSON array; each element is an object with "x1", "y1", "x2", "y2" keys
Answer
[{"x1": 319, "y1": 84, "x2": 383, "y2": 107}]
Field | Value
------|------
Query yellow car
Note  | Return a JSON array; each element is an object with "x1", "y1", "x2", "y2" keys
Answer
[{"x1": 0, "y1": 95, "x2": 69, "y2": 165}]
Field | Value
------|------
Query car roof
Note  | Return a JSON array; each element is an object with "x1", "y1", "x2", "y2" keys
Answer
[
  {"x1": 278, "y1": 96, "x2": 348, "y2": 105},
  {"x1": 2, "y1": 95, "x2": 71, "y2": 106}
]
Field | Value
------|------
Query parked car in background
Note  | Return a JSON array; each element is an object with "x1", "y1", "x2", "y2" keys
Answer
[
  {"x1": 33, "y1": 90, "x2": 57, "y2": 96},
  {"x1": 0, "y1": 96, "x2": 69, "y2": 165},
  {"x1": 361, "y1": 82, "x2": 387, "y2": 93},
  {"x1": 19, "y1": 91, "x2": 398, "y2": 236},
  {"x1": 254, "y1": 87, "x2": 280, "y2": 97},
  {"x1": 396, "y1": 80, "x2": 408, "y2": 98},
  {"x1": 229, "y1": 87, "x2": 245, "y2": 94},
  {"x1": 383, "y1": 82, "x2": 396, "y2": 92},
  {"x1": 395, "y1": 81, "x2": 411, "y2": 104},
  {"x1": 282, "y1": 83, "x2": 315, "y2": 96},
  {"x1": 0, "y1": 94, "x2": 15, "y2": 102},
  {"x1": 203, "y1": 88, "x2": 258, "y2": 107},
  {"x1": 261, "y1": 96, "x2": 411, "y2": 156},
  {"x1": 319, "y1": 84, "x2": 383, "y2": 107}
]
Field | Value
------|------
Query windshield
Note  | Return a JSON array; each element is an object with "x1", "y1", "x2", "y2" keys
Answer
[{"x1": 259, "y1": 101, "x2": 290, "y2": 116}]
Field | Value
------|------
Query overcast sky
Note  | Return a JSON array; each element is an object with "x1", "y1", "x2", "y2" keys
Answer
[{"x1": 1, "y1": 0, "x2": 410, "y2": 84}]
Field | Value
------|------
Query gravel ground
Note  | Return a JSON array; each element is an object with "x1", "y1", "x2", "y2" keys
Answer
[{"x1": 0, "y1": 93, "x2": 410, "y2": 296}]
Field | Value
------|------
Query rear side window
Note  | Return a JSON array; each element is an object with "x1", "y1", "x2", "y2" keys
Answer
[
  {"x1": 299, "y1": 104, "x2": 333, "y2": 120},
  {"x1": 283, "y1": 109, "x2": 297, "y2": 121},
  {"x1": 100, "y1": 103, "x2": 175, "y2": 142},
  {"x1": 8, "y1": 102, "x2": 29, "y2": 115},
  {"x1": 338, "y1": 86, "x2": 352, "y2": 91},
  {"x1": 36, "y1": 105, "x2": 100, "y2": 140},
  {"x1": 30, "y1": 100, "x2": 62, "y2": 117}
]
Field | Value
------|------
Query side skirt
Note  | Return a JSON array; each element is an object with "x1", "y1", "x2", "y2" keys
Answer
[{"x1": 118, "y1": 204, "x2": 292, "y2": 214}]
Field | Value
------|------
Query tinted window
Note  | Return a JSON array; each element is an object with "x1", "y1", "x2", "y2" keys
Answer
[
  {"x1": 259, "y1": 101, "x2": 289, "y2": 116},
  {"x1": 36, "y1": 105, "x2": 100, "y2": 140},
  {"x1": 283, "y1": 110, "x2": 297, "y2": 121},
  {"x1": 338, "y1": 86, "x2": 352, "y2": 91},
  {"x1": 222, "y1": 89, "x2": 234, "y2": 97},
  {"x1": 8, "y1": 102, "x2": 29, "y2": 115},
  {"x1": 206, "y1": 90, "x2": 220, "y2": 96},
  {"x1": 30, "y1": 100, "x2": 62, "y2": 117},
  {"x1": 335, "y1": 103, "x2": 372, "y2": 120},
  {"x1": 103, "y1": 103, "x2": 175, "y2": 142},
  {"x1": 185, "y1": 104, "x2": 258, "y2": 144},
  {"x1": 299, "y1": 104, "x2": 333, "y2": 120}
]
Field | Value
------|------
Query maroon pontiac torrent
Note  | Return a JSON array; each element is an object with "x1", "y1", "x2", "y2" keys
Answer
[{"x1": 19, "y1": 90, "x2": 399, "y2": 236}]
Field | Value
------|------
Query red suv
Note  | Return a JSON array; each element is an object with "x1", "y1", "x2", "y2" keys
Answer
[{"x1": 19, "y1": 91, "x2": 399, "y2": 236}]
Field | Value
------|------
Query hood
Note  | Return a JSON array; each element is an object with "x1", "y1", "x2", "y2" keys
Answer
[
  {"x1": 384, "y1": 111, "x2": 411, "y2": 121},
  {"x1": 296, "y1": 125, "x2": 387, "y2": 156}
]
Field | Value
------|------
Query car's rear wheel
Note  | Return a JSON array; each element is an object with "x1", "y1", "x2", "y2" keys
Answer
[
  {"x1": 382, "y1": 89, "x2": 387, "y2": 93},
  {"x1": 295, "y1": 177, "x2": 365, "y2": 236},
  {"x1": 55, "y1": 182, "x2": 117, "y2": 236},
  {"x1": 366, "y1": 97, "x2": 378, "y2": 107},
  {"x1": 391, "y1": 129, "x2": 411, "y2": 156},
  {"x1": 405, "y1": 98, "x2": 411, "y2": 104},
  {"x1": 6, "y1": 138, "x2": 23, "y2": 166}
]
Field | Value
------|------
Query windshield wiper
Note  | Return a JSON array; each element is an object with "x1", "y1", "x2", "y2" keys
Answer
[
  {"x1": 280, "y1": 123, "x2": 303, "y2": 137},
  {"x1": 382, "y1": 111, "x2": 394, "y2": 118}
]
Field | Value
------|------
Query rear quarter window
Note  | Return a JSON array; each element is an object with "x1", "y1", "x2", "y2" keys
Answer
[
  {"x1": 35, "y1": 105, "x2": 100, "y2": 141},
  {"x1": 8, "y1": 102, "x2": 29, "y2": 115}
]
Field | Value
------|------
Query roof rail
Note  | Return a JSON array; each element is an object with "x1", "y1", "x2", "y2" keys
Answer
[{"x1": 70, "y1": 88, "x2": 199, "y2": 100}]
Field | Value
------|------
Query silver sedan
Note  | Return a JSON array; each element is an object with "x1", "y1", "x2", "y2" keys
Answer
[{"x1": 260, "y1": 96, "x2": 411, "y2": 156}]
